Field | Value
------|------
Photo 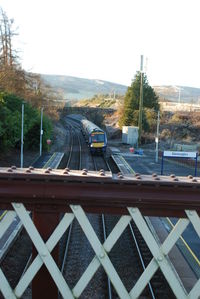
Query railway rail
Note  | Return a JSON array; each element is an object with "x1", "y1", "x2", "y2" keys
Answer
[
  {"x1": 90, "y1": 137, "x2": 174, "y2": 298},
  {"x1": 92, "y1": 150, "x2": 115, "y2": 298},
  {"x1": 95, "y1": 155, "x2": 174, "y2": 298},
  {"x1": 59, "y1": 118, "x2": 112, "y2": 298},
  {"x1": 61, "y1": 118, "x2": 142, "y2": 298}
]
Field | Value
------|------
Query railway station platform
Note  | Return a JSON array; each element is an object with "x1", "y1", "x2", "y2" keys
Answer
[{"x1": 110, "y1": 146, "x2": 200, "y2": 294}]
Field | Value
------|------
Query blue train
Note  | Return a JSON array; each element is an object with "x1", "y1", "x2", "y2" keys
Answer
[{"x1": 81, "y1": 119, "x2": 107, "y2": 154}]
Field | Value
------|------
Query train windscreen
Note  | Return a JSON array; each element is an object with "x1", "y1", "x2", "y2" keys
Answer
[{"x1": 91, "y1": 133, "x2": 105, "y2": 142}]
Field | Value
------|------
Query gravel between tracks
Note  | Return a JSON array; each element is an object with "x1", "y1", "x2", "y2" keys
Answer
[{"x1": 0, "y1": 229, "x2": 32, "y2": 299}]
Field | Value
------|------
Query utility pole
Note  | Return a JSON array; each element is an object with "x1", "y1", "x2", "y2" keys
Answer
[
  {"x1": 178, "y1": 87, "x2": 181, "y2": 104},
  {"x1": 40, "y1": 107, "x2": 43, "y2": 156},
  {"x1": 155, "y1": 110, "x2": 160, "y2": 163},
  {"x1": 20, "y1": 103, "x2": 24, "y2": 168},
  {"x1": 138, "y1": 55, "x2": 144, "y2": 145}
]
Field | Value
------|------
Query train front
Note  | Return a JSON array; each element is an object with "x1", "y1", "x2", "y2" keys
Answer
[{"x1": 90, "y1": 130, "x2": 107, "y2": 154}]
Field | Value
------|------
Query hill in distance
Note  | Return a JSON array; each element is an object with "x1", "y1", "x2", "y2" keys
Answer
[
  {"x1": 41, "y1": 74, "x2": 200, "y2": 104},
  {"x1": 154, "y1": 85, "x2": 200, "y2": 104},
  {"x1": 41, "y1": 74, "x2": 127, "y2": 100}
]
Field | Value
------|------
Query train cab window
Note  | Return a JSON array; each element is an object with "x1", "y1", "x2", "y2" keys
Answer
[{"x1": 91, "y1": 133, "x2": 105, "y2": 142}]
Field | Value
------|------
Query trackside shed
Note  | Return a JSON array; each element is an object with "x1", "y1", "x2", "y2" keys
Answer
[{"x1": 122, "y1": 126, "x2": 139, "y2": 145}]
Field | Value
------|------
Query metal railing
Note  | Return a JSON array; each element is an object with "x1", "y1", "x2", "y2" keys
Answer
[{"x1": 0, "y1": 167, "x2": 200, "y2": 299}]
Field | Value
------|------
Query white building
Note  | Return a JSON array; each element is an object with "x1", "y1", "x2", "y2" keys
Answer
[{"x1": 122, "y1": 126, "x2": 139, "y2": 146}]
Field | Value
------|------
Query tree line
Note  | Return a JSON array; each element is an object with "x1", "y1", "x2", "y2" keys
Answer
[
  {"x1": 0, "y1": 93, "x2": 52, "y2": 151},
  {"x1": 0, "y1": 7, "x2": 62, "y2": 152}
]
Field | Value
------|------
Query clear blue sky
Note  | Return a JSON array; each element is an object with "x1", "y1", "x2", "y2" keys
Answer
[{"x1": 1, "y1": 0, "x2": 200, "y2": 88}]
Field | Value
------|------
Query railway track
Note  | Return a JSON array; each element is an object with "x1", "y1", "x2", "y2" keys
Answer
[
  {"x1": 78, "y1": 120, "x2": 175, "y2": 298},
  {"x1": 1, "y1": 117, "x2": 198, "y2": 298},
  {"x1": 80, "y1": 124, "x2": 163, "y2": 298},
  {"x1": 54, "y1": 117, "x2": 177, "y2": 298},
  {"x1": 99, "y1": 183, "x2": 174, "y2": 297},
  {"x1": 59, "y1": 118, "x2": 109, "y2": 298}
]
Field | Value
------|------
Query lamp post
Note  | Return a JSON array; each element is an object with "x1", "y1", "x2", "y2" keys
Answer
[
  {"x1": 178, "y1": 87, "x2": 181, "y2": 104},
  {"x1": 20, "y1": 103, "x2": 24, "y2": 168},
  {"x1": 155, "y1": 111, "x2": 160, "y2": 163},
  {"x1": 39, "y1": 107, "x2": 43, "y2": 156},
  {"x1": 138, "y1": 55, "x2": 144, "y2": 145}
]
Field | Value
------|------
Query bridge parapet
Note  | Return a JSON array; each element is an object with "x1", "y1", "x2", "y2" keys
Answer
[{"x1": 0, "y1": 167, "x2": 200, "y2": 298}]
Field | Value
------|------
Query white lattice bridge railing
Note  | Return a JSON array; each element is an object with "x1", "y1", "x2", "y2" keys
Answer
[{"x1": 0, "y1": 167, "x2": 200, "y2": 299}]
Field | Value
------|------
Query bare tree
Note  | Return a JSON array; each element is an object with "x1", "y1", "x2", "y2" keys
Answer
[
  {"x1": 0, "y1": 7, "x2": 65, "y2": 119},
  {"x1": 0, "y1": 7, "x2": 22, "y2": 94},
  {"x1": 0, "y1": 8, "x2": 17, "y2": 67}
]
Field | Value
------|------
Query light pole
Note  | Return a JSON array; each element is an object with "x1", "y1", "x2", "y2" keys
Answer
[
  {"x1": 155, "y1": 110, "x2": 160, "y2": 163},
  {"x1": 178, "y1": 87, "x2": 181, "y2": 104},
  {"x1": 39, "y1": 107, "x2": 43, "y2": 156},
  {"x1": 20, "y1": 103, "x2": 24, "y2": 168},
  {"x1": 138, "y1": 55, "x2": 144, "y2": 145}
]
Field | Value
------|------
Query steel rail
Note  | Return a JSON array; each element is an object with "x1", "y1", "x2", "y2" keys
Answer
[
  {"x1": 101, "y1": 214, "x2": 113, "y2": 299},
  {"x1": 65, "y1": 119, "x2": 82, "y2": 170},
  {"x1": 66, "y1": 123, "x2": 74, "y2": 168},
  {"x1": 19, "y1": 253, "x2": 32, "y2": 281},
  {"x1": 103, "y1": 156, "x2": 112, "y2": 172},
  {"x1": 60, "y1": 119, "x2": 74, "y2": 274},
  {"x1": 4, "y1": 152, "x2": 65, "y2": 284},
  {"x1": 103, "y1": 157, "x2": 154, "y2": 298},
  {"x1": 60, "y1": 120, "x2": 82, "y2": 280},
  {"x1": 92, "y1": 155, "x2": 110, "y2": 172},
  {"x1": 92, "y1": 153, "x2": 113, "y2": 299},
  {"x1": 92, "y1": 155, "x2": 97, "y2": 170},
  {"x1": 111, "y1": 152, "x2": 157, "y2": 297},
  {"x1": 61, "y1": 223, "x2": 73, "y2": 274},
  {"x1": 129, "y1": 222, "x2": 156, "y2": 299},
  {"x1": 98, "y1": 156, "x2": 155, "y2": 298},
  {"x1": 67, "y1": 117, "x2": 82, "y2": 130},
  {"x1": 77, "y1": 130, "x2": 82, "y2": 170},
  {"x1": 113, "y1": 146, "x2": 155, "y2": 297}
]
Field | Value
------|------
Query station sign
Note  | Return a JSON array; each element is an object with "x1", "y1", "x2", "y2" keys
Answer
[{"x1": 163, "y1": 151, "x2": 197, "y2": 158}]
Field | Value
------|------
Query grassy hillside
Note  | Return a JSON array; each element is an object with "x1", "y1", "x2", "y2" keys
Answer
[
  {"x1": 74, "y1": 94, "x2": 123, "y2": 109},
  {"x1": 41, "y1": 74, "x2": 127, "y2": 100},
  {"x1": 41, "y1": 74, "x2": 200, "y2": 105}
]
